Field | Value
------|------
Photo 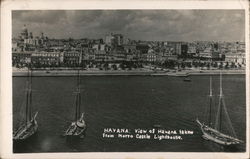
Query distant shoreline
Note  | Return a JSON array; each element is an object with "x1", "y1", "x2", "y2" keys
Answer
[{"x1": 12, "y1": 68, "x2": 245, "y2": 77}]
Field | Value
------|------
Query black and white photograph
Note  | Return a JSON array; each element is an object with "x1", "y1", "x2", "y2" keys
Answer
[{"x1": 0, "y1": 0, "x2": 249, "y2": 158}]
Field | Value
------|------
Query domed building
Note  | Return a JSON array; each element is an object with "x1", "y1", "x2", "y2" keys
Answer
[
  {"x1": 20, "y1": 25, "x2": 28, "y2": 40},
  {"x1": 13, "y1": 24, "x2": 50, "y2": 53}
]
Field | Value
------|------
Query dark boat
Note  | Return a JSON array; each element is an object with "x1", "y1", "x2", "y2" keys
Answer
[
  {"x1": 153, "y1": 124, "x2": 162, "y2": 128},
  {"x1": 183, "y1": 77, "x2": 191, "y2": 82},
  {"x1": 13, "y1": 69, "x2": 38, "y2": 141},
  {"x1": 63, "y1": 70, "x2": 86, "y2": 138},
  {"x1": 196, "y1": 74, "x2": 243, "y2": 146}
]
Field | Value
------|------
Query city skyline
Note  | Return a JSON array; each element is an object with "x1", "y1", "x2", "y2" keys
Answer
[{"x1": 12, "y1": 10, "x2": 245, "y2": 42}]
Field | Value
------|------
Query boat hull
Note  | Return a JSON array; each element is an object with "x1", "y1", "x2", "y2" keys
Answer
[
  {"x1": 196, "y1": 119, "x2": 242, "y2": 146},
  {"x1": 13, "y1": 112, "x2": 38, "y2": 141},
  {"x1": 64, "y1": 122, "x2": 86, "y2": 138},
  {"x1": 13, "y1": 120, "x2": 38, "y2": 141},
  {"x1": 183, "y1": 79, "x2": 191, "y2": 82},
  {"x1": 64, "y1": 114, "x2": 86, "y2": 138}
]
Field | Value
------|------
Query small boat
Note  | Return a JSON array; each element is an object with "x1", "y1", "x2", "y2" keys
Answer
[
  {"x1": 153, "y1": 124, "x2": 162, "y2": 128},
  {"x1": 13, "y1": 69, "x2": 38, "y2": 141},
  {"x1": 64, "y1": 70, "x2": 86, "y2": 138},
  {"x1": 196, "y1": 74, "x2": 243, "y2": 146},
  {"x1": 183, "y1": 77, "x2": 191, "y2": 82}
]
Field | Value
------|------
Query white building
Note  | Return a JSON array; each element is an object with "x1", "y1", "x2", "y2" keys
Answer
[{"x1": 225, "y1": 53, "x2": 245, "y2": 64}]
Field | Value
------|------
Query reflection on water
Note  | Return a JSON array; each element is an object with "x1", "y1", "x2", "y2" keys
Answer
[{"x1": 13, "y1": 75, "x2": 246, "y2": 152}]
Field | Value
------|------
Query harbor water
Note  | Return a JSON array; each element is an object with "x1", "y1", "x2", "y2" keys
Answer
[{"x1": 13, "y1": 75, "x2": 246, "y2": 152}]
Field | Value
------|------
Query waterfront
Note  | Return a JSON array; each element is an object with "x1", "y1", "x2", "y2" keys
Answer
[
  {"x1": 13, "y1": 75, "x2": 246, "y2": 152},
  {"x1": 12, "y1": 68, "x2": 245, "y2": 77}
]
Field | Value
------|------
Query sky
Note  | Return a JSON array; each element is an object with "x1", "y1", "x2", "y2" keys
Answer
[{"x1": 12, "y1": 10, "x2": 245, "y2": 42}]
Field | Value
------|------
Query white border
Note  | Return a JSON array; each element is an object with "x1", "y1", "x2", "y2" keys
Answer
[{"x1": 1, "y1": 0, "x2": 249, "y2": 159}]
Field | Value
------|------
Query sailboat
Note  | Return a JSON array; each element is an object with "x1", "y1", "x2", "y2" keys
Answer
[
  {"x1": 196, "y1": 73, "x2": 243, "y2": 146},
  {"x1": 13, "y1": 69, "x2": 38, "y2": 141},
  {"x1": 64, "y1": 70, "x2": 86, "y2": 138}
]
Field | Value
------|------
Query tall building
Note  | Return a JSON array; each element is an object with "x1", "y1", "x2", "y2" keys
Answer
[
  {"x1": 105, "y1": 33, "x2": 115, "y2": 46},
  {"x1": 105, "y1": 33, "x2": 123, "y2": 47},
  {"x1": 176, "y1": 42, "x2": 182, "y2": 55},
  {"x1": 175, "y1": 42, "x2": 188, "y2": 57},
  {"x1": 213, "y1": 42, "x2": 219, "y2": 51},
  {"x1": 114, "y1": 34, "x2": 123, "y2": 46},
  {"x1": 40, "y1": 32, "x2": 45, "y2": 39},
  {"x1": 20, "y1": 25, "x2": 28, "y2": 40},
  {"x1": 29, "y1": 32, "x2": 33, "y2": 39},
  {"x1": 181, "y1": 44, "x2": 188, "y2": 57}
]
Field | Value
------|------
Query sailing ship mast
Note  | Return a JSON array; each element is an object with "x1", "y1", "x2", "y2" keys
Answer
[
  {"x1": 13, "y1": 67, "x2": 38, "y2": 141},
  {"x1": 64, "y1": 69, "x2": 86, "y2": 137},
  {"x1": 208, "y1": 76, "x2": 213, "y2": 127},
  {"x1": 215, "y1": 72, "x2": 237, "y2": 138},
  {"x1": 196, "y1": 73, "x2": 243, "y2": 146},
  {"x1": 75, "y1": 70, "x2": 81, "y2": 121},
  {"x1": 25, "y1": 69, "x2": 32, "y2": 125}
]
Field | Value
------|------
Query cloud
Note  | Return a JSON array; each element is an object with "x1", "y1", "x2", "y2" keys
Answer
[
  {"x1": 13, "y1": 10, "x2": 66, "y2": 24},
  {"x1": 12, "y1": 10, "x2": 245, "y2": 42}
]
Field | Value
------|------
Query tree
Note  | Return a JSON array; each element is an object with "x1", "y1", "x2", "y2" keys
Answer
[
  {"x1": 219, "y1": 62, "x2": 223, "y2": 69},
  {"x1": 181, "y1": 62, "x2": 185, "y2": 69},
  {"x1": 104, "y1": 62, "x2": 109, "y2": 70},
  {"x1": 213, "y1": 62, "x2": 218, "y2": 68},
  {"x1": 112, "y1": 64, "x2": 117, "y2": 70},
  {"x1": 120, "y1": 63, "x2": 125, "y2": 70},
  {"x1": 225, "y1": 62, "x2": 229, "y2": 69},
  {"x1": 230, "y1": 62, "x2": 236, "y2": 68}
]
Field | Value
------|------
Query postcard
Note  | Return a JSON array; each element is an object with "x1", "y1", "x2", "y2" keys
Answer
[{"x1": 0, "y1": 0, "x2": 249, "y2": 159}]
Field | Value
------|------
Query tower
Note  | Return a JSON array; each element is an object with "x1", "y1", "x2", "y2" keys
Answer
[
  {"x1": 20, "y1": 25, "x2": 28, "y2": 39},
  {"x1": 29, "y1": 32, "x2": 33, "y2": 39}
]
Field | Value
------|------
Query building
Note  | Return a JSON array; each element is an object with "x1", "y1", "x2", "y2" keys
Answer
[
  {"x1": 146, "y1": 52, "x2": 157, "y2": 62},
  {"x1": 105, "y1": 33, "x2": 115, "y2": 47},
  {"x1": 114, "y1": 34, "x2": 123, "y2": 46},
  {"x1": 187, "y1": 44, "x2": 197, "y2": 56},
  {"x1": 136, "y1": 44, "x2": 149, "y2": 54},
  {"x1": 181, "y1": 44, "x2": 188, "y2": 57},
  {"x1": 176, "y1": 42, "x2": 182, "y2": 55},
  {"x1": 20, "y1": 25, "x2": 29, "y2": 40},
  {"x1": 105, "y1": 33, "x2": 124, "y2": 48},
  {"x1": 92, "y1": 44, "x2": 110, "y2": 51},
  {"x1": 16, "y1": 25, "x2": 48, "y2": 51},
  {"x1": 224, "y1": 53, "x2": 245, "y2": 65},
  {"x1": 199, "y1": 47, "x2": 213, "y2": 59},
  {"x1": 164, "y1": 54, "x2": 178, "y2": 61},
  {"x1": 12, "y1": 51, "x2": 32, "y2": 66},
  {"x1": 144, "y1": 49, "x2": 157, "y2": 62},
  {"x1": 94, "y1": 50, "x2": 107, "y2": 62},
  {"x1": 125, "y1": 53, "x2": 136, "y2": 61},
  {"x1": 123, "y1": 44, "x2": 137, "y2": 54},
  {"x1": 64, "y1": 51, "x2": 82, "y2": 65},
  {"x1": 111, "y1": 50, "x2": 126, "y2": 62},
  {"x1": 211, "y1": 51, "x2": 220, "y2": 60},
  {"x1": 31, "y1": 51, "x2": 64, "y2": 66},
  {"x1": 82, "y1": 48, "x2": 95, "y2": 62}
]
